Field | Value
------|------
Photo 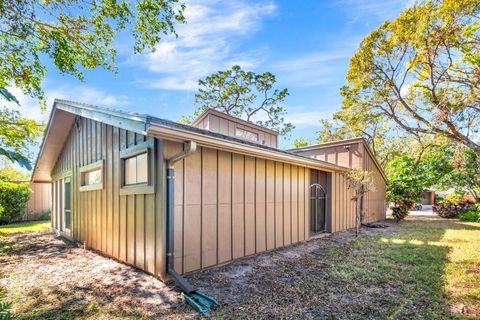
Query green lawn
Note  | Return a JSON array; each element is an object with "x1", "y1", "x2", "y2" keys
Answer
[
  {"x1": 0, "y1": 217, "x2": 479, "y2": 319},
  {"x1": 0, "y1": 220, "x2": 50, "y2": 238}
]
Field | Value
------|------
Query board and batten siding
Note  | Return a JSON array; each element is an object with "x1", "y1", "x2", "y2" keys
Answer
[
  {"x1": 51, "y1": 116, "x2": 167, "y2": 279},
  {"x1": 294, "y1": 141, "x2": 387, "y2": 225},
  {"x1": 164, "y1": 140, "x2": 310, "y2": 274}
]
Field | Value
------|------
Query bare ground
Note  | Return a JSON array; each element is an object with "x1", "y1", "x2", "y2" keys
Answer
[{"x1": 1, "y1": 217, "x2": 477, "y2": 319}]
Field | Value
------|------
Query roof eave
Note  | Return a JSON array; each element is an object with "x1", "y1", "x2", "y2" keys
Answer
[{"x1": 147, "y1": 122, "x2": 348, "y2": 173}]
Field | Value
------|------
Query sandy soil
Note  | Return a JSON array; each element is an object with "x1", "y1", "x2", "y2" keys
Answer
[{"x1": 0, "y1": 221, "x2": 397, "y2": 319}]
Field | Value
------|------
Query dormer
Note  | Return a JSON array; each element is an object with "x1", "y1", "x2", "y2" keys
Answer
[{"x1": 191, "y1": 109, "x2": 279, "y2": 148}]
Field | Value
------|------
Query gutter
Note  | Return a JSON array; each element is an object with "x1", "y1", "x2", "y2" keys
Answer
[{"x1": 165, "y1": 140, "x2": 219, "y2": 314}]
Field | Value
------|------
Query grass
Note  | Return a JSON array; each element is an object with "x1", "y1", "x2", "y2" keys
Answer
[
  {"x1": 0, "y1": 220, "x2": 50, "y2": 238},
  {"x1": 0, "y1": 217, "x2": 479, "y2": 319}
]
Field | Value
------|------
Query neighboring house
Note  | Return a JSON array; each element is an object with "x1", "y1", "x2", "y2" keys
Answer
[
  {"x1": 10, "y1": 180, "x2": 51, "y2": 220},
  {"x1": 32, "y1": 100, "x2": 387, "y2": 280},
  {"x1": 420, "y1": 189, "x2": 435, "y2": 205}
]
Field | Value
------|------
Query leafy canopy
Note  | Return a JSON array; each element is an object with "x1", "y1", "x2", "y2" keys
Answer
[
  {"x1": 186, "y1": 65, "x2": 294, "y2": 135},
  {"x1": 1, "y1": 0, "x2": 186, "y2": 105},
  {"x1": 341, "y1": 0, "x2": 480, "y2": 155}
]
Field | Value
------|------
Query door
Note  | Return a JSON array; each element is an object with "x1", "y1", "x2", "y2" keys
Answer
[
  {"x1": 310, "y1": 183, "x2": 326, "y2": 234},
  {"x1": 63, "y1": 177, "x2": 72, "y2": 235}
]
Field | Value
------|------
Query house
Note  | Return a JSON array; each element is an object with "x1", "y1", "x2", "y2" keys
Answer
[
  {"x1": 10, "y1": 180, "x2": 51, "y2": 221},
  {"x1": 32, "y1": 100, "x2": 387, "y2": 281}
]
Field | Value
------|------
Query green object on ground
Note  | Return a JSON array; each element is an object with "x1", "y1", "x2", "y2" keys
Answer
[{"x1": 181, "y1": 291, "x2": 219, "y2": 314}]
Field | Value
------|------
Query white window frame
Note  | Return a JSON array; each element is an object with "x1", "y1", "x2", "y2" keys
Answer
[
  {"x1": 79, "y1": 160, "x2": 104, "y2": 192},
  {"x1": 120, "y1": 139, "x2": 155, "y2": 195}
]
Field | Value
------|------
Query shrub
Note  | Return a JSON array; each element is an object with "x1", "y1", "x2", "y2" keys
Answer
[
  {"x1": 0, "y1": 181, "x2": 31, "y2": 224},
  {"x1": 39, "y1": 210, "x2": 51, "y2": 221},
  {"x1": 444, "y1": 193, "x2": 463, "y2": 205},
  {"x1": 433, "y1": 199, "x2": 474, "y2": 219},
  {"x1": 458, "y1": 204, "x2": 480, "y2": 222}
]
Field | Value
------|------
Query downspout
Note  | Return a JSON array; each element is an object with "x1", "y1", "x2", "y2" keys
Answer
[
  {"x1": 166, "y1": 140, "x2": 197, "y2": 293},
  {"x1": 165, "y1": 141, "x2": 218, "y2": 314}
]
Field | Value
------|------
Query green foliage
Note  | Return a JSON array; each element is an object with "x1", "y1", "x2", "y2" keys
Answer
[
  {"x1": 0, "y1": 166, "x2": 29, "y2": 181},
  {"x1": 437, "y1": 147, "x2": 480, "y2": 200},
  {"x1": 1, "y1": 0, "x2": 185, "y2": 105},
  {"x1": 188, "y1": 65, "x2": 293, "y2": 135},
  {"x1": 0, "y1": 300, "x2": 13, "y2": 320},
  {"x1": 341, "y1": 0, "x2": 480, "y2": 155},
  {"x1": 292, "y1": 138, "x2": 310, "y2": 148},
  {"x1": 39, "y1": 210, "x2": 51, "y2": 221},
  {"x1": 0, "y1": 96, "x2": 44, "y2": 169},
  {"x1": 386, "y1": 155, "x2": 426, "y2": 221},
  {"x1": 444, "y1": 194, "x2": 464, "y2": 205},
  {"x1": 0, "y1": 181, "x2": 31, "y2": 224},
  {"x1": 458, "y1": 204, "x2": 480, "y2": 222}
]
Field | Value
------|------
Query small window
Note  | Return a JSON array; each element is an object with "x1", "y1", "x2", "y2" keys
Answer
[
  {"x1": 235, "y1": 127, "x2": 259, "y2": 142},
  {"x1": 124, "y1": 152, "x2": 148, "y2": 186},
  {"x1": 120, "y1": 139, "x2": 155, "y2": 195},
  {"x1": 79, "y1": 160, "x2": 104, "y2": 191}
]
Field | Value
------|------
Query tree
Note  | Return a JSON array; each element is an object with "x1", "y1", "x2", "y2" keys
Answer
[
  {"x1": 438, "y1": 147, "x2": 480, "y2": 200},
  {"x1": 341, "y1": 0, "x2": 480, "y2": 155},
  {"x1": 385, "y1": 155, "x2": 427, "y2": 221},
  {"x1": 343, "y1": 169, "x2": 375, "y2": 236},
  {"x1": 292, "y1": 138, "x2": 310, "y2": 148},
  {"x1": 187, "y1": 65, "x2": 294, "y2": 135},
  {"x1": 0, "y1": 165, "x2": 30, "y2": 181},
  {"x1": 1, "y1": 0, "x2": 186, "y2": 105},
  {"x1": 0, "y1": 89, "x2": 43, "y2": 169}
]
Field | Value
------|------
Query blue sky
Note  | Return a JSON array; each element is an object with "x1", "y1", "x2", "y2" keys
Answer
[{"x1": 13, "y1": 0, "x2": 411, "y2": 150}]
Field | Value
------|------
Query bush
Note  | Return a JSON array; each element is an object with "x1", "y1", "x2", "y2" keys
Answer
[
  {"x1": 458, "y1": 204, "x2": 480, "y2": 222},
  {"x1": 433, "y1": 199, "x2": 475, "y2": 219},
  {"x1": 0, "y1": 181, "x2": 31, "y2": 224},
  {"x1": 39, "y1": 210, "x2": 51, "y2": 221}
]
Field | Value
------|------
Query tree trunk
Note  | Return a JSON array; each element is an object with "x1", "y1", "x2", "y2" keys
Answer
[{"x1": 355, "y1": 197, "x2": 361, "y2": 237}]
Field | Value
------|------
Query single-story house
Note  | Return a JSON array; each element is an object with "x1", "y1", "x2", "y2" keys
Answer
[{"x1": 32, "y1": 100, "x2": 387, "y2": 281}]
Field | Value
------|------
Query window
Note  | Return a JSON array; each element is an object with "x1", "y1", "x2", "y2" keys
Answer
[
  {"x1": 235, "y1": 127, "x2": 259, "y2": 142},
  {"x1": 125, "y1": 152, "x2": 148, "y2": 185},
  {"x1": 120, "y1": 139, "x2": 155, "y2": 195},
  {"x1": 79, "y1": 160, "x2": 104, "y2": 191}
]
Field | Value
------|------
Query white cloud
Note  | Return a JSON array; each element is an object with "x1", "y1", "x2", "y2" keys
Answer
[
  {"x1": 5, "y1": 85, "x2": 129, "y2": 122},
  {"x1": 336, "y1": 0, "x2": 414, "y2": 23},
  {"x1": 285, "y1": 111, "x2": 330, "y2": 127},
  {"x1": 140, "y1": 0, "x2": 276, "y2": 90},
  {"x1": 272, "y1": 51, "x2": 352, "y2": 87}
]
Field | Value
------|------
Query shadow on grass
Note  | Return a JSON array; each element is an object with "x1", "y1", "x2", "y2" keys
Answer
[{"x1": 185, "y1": 218, "x2": 479, "y2": 319}]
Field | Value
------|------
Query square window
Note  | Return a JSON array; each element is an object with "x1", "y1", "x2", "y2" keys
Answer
[
  {"x1": 119, "y1": 140, "x2": 155, "y2": 195},
  {"x1": 124, "y1": 152, "x2": 148, "y2": 186},
  {"x1": 235, "y1": 127, "x2": 259, "y2": 142}
]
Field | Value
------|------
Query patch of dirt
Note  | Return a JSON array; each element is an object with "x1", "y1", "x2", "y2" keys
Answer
[
  {"x1": 0, "y1": 231, "x2": 194, "y2": 319},
  {"x1": 1, "y1": 220, "x2": 404, "y2": 319}
]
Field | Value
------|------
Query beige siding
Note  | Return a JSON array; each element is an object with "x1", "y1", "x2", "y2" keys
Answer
[
  {"x1": 164, "y1": 140, "x2": 310, "y2": 274},
  {"x1": 195, "y1": 112, "x2": 278, "y2": 148},
  {"x1": 51, "y1": 117, "x2": 166, "y2": 278},
  {"x1": 295, "y1": 141, "x2": 386, "y2": 226},
  {"x1": 24, "y1": 182, "x2": 51, "y2": 220}
]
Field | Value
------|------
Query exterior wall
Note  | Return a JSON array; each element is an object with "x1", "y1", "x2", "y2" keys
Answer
[
  {"x1": 329, "y1": 172, "x2": 356, "y2": 232},
  {"x1": 194, "y1": 113, "x2": 278, "y2": 148},
  {"x1": 297, "y1": 142, "x2": 363, "y2": 169},
  {"x1": 51, "y1": 116, "x2": 166, "y2": 279},
  {"x1": 164, "y1": 140, "x2": 309, "y2": 274},
  {"x1": 294, "y1": 141, "x2": 386, "y2": 225},
  {"x1": 421, "y1": 191, "x2": 435, "y2": 205},
  {"x1": 25, "y1": 182, "x2": 51, "y2": 220},
  {"x1": 363, "y1": 151, "x2": 387, "y2": 223}
]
